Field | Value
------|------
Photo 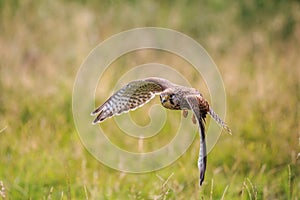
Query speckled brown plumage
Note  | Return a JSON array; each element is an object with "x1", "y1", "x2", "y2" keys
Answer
[{"x1": 91, "y1": 77, "x2": 231, "y2": 186}]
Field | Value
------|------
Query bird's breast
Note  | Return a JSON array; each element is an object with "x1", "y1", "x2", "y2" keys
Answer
[{"x1": 161, "y1": 100, "x2": 181, "y2": 110}]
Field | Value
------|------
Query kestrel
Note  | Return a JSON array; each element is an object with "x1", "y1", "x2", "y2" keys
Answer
[{"x1": 91, "y1": 77, "x2": 231, "y2": 186}]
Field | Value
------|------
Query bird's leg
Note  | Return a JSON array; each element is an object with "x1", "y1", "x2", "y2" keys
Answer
[
  {"x1": 182, "y1": 109, "x2": 188, "y2": 118},
  {"x1": 192, "y1": 114, "x2": 197, "y2": 124}
]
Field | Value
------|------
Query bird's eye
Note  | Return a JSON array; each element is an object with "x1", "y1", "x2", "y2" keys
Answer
[{"x1": 169, "y1": 94, "x2": 175, "y2": 99}]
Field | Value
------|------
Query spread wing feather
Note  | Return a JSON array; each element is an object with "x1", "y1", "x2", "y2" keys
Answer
[
  {"x1": 91, "y1": 79, "x2": 164, "y2": 124},
  {"x1": 186, "y1": 95, "x2": 207, "y2": 186}
]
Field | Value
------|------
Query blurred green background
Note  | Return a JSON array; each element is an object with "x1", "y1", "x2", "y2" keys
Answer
[{"x1": 0, "y1": 0, "x2": 299, "y2": 199}]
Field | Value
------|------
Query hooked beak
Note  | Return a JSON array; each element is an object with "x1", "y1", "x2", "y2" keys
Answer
[{"x1": 160, "y1": 95, "x2": 168, "y2": 104}]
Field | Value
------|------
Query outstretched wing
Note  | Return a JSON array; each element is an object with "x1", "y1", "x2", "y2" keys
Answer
[
  {"x1": 186, "y1": 95, "x2": 207, "y2": 186},
  {"x1": 91, "y1": 79, "x2": 165, "y2": 124},
  {"x1": 209, "y1": 108, "x2": 232, "y2": 134}
]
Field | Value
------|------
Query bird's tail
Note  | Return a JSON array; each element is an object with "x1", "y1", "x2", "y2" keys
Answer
[{"x1": 209, "y1": 108, "x2": 232, "y2": 134}]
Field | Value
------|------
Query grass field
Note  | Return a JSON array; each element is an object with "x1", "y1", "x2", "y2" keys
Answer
[{"x1": 0, "y1": 0, "x2": 299, "y2": 199}]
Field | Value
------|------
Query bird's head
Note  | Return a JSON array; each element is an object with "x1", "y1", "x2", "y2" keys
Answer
[{"x1": 160, "y1": 92, "x2": 179, "y2": 109}]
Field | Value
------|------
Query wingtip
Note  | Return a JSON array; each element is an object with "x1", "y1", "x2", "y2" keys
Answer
[
  {"x1": 92, "y1": 107, "x2": 105, "y2": 117},
  {"x1": 92, "y1": 116, "x2": 101, "y2": 125},
  {"x1": 91, "y1": 111, "x2": 98, "y2": 116},
  {"x1": 92, "y1": 116, "x2": 105, "y2": 124},
  {"x1": 91, "y1": 108, "x2": 100, "y2": 116},
  {"x1": 224, "y1": 126, "x2": 232, "y2": 135},
  {"x1": 199, "y1": 179, "x2": 204, "y2": 187},
  {"x1": 199, "y1": 173, "x2": 205, "y2": 187},
  {"x1": 92, "y1": 120, "x2": 99, "y2": 125}
]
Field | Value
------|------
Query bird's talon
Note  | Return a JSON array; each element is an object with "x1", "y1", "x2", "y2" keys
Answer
[
  {"x1": 182, "y1": 110, "x2": 188, "y2": 118},
  {"x1": 192, "y1": 114, "x2": 197, "y2": 124}
]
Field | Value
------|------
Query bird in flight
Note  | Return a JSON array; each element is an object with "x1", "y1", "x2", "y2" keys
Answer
[{"x1": 91, "y1": 77, "x2": 231, "y2": 186}]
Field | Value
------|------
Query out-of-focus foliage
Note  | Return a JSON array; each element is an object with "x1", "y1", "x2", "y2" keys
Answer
[{"x1": 0, "y1": 0, "x2": 299, "y2": 199}]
